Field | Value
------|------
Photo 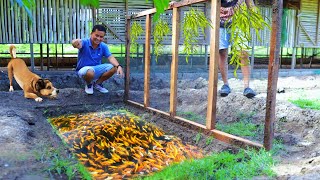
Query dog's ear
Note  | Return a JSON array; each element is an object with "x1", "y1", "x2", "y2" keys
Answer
[{"x1": 35, "y1": 79, "x2": 45, "y2": 92}]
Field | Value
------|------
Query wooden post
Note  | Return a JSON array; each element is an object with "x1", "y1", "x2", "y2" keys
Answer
[
  {"x1": 264, "y1": 0, "x2": 283, "y2": 151},
  {"x1": 144, "y1": 15, "x2": 151, "y2": 107},
  {"x1": 169, "y1": 7, "x2": 180, "y2": 117},
  {"x1": 124, "y1": 18, "x2": 131, "y2": 101},
  {"x1": 206, "y1": 0, "x2": 221, "y2": 130}
]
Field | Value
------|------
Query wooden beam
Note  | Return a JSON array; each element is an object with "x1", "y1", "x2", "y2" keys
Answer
[
  {"x1": 127, "y1": 0, "x2": 207, "y2": 19},
  {"x1": 264, "y1": 0, "x2": 283, "y2": 151},
  {"x1": 206, "y1": 0, "x2": 220, "y2": 130},
  {"x1": 169, "y1": 7, "x2": 180, "y2": 117},
  {"x1": 125, "y1": 18, "x2": 131, "y2": 101},
  {"x1": 127, "y1": 100, "x2": 263, "y2": 149},
  {"x1": 144, "y1": 14, "x2": 151, "y2": 107}
]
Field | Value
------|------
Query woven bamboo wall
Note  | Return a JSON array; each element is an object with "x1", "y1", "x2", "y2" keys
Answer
[{"x1": 0, "y1": 0, "x2": 92, "y2": 44}]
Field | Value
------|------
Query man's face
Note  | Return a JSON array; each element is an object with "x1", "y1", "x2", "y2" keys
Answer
[{"x1": 90, "y1": 29, "x2": 106, "y2": 47}]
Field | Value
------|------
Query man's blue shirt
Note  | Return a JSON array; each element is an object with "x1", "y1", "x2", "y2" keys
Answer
[{"x1": 76, "y1": 38, "x2": 112, "y2": 71}]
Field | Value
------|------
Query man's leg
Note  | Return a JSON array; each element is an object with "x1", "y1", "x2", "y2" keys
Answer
[
  {"x1": 240, "y1": 51, "x2": 250, "y2": 88},
  {"x1": 92, "y1": 64, "x2": 116, "y2": 93},
  {"x1": 219, "y1": 48, "x2": 229, "y2": 85},
  {"x1": 96, "y1": 67, "x2": 117, "y2": 84},
  {"x1": 240, "y1": 51, "x2": 256, "y2": 98},
  {"x1": 218, "y1": 28, "x2": 231, "y2": 97},
  {"x1": 219, "y1": 48, "x2": 231, "y2": 97},
  {"x1": 83, "y1": 70, "x2": 95, "y2": 84},
  {"x1": 77, "y1": 66, "x2": 95, "y2": 94}
]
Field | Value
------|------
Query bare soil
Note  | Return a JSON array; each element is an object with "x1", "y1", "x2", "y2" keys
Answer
[{"x1": 1, "y1": 70, "x2": 320, "y2": 179}]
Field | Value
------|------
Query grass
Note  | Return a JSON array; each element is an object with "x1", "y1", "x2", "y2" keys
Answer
[
  {"x1": 289, "y1": 99, "x2": 320, "y2": 110},
  {"x1": 141, "y1": 148, "x2": 276, "y2": 180},
  {"x1": 34, "y1": 145, "x2": 92, "y2": 180},
  {"x1": 216, "y1": 112, "x2": 263, "y2": 137},
  {"x1": 177, "y1": 111, "x2": 205, "y2": 123}
]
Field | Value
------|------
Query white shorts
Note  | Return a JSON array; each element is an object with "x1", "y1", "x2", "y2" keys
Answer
[
  {"x1": 219, "y1": 28, "x2": 231, "y2": 50},
  {"x1": 77, "y1": 63, "x2": 114, "y2": 82}
]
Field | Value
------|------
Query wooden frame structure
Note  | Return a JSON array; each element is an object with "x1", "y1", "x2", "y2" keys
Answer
[{"x1": 125, "y1": 0, "x2": 283, "y2": 150}]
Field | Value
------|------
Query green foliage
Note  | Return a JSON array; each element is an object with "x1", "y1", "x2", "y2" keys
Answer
[
  {"x1": 153, "y1": 18, "x2": 170, "y2": 61},
  {"x1": 195, "y1": 132, "x2": 202, "y2": 144},
  {"x1": 10, "y1": 0, "x2": 35, "y2": 24},
  {"x1": 183, "y1": 8, "x2": 212, "y2": 63},
  {"x1": 206, "y1": 136, "x2": 214, "y2": 146},
  {"x1": 34, "y1": 142, "x2": 92, "y2": 179},
  {"x1": 130, "y1": 21, "x2": 144, "y2": 52},
  {"x1": 289, "y1": 99, "x2": 320, "y2": 110},
  {"x1": 216, "y1": 121, "x2": 258, "y2": 137},
  {"x1": 147, "y1": 0, "x2": 170, "y2": 22},
  {"x1": 79, "y1": 0, "x2": 99, "y2": 8},
  {"x1": 177, "y1": 111, "x2": 204, "y2": 122},
  {"x1": 143, "y1": 148, "x2": 275, "y2": 180},
  {"x1": 216, "y1": 112, "x2": 262, "y2": 137},
  {"x1": 228, "y1": 4, "x2": 270, "y2": 75}
]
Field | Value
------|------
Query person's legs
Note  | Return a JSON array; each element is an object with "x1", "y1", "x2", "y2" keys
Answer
[
  {"x1": 95, "y1": 67, "x2": 117, "y2": 84},
  {"x1": 219, "y1": 28, "x2": 231, "y2": 97},
  {"x1": 240, "y1": 51, "x2": 250, "y2": 88},
  {"x1": 219, "y1": 48, "x2": 229, "y2": 85},
  {"x1": 92, "y1": 64, "x2": 115, "y2": 93},
  {"x1": 77, "y1": 66, "x2": 95, "y2": 94},
  {"x1": 240, "y1": 51, "x2": 256, "y2": 98}
]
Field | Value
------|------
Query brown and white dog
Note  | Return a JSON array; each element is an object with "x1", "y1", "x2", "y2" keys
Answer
[{"x1": 7, "y1": 45, "x2": 59, "y2": 102}]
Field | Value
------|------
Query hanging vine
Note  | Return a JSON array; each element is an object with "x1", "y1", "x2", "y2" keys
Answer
[
  {"x1": 228, "y1": 4, "x2": 270, "y2": 75},
  {"x1": 153, "y1": 18, "x2": 170, "y2": 61},
  {"x1": 130, "y1": 21, "x2": 143, "y2": 52},
  {"x1": 182, "y1": 8, "x2": 212, "y2": 63}
]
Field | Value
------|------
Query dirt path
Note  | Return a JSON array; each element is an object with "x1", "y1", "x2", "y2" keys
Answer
[{"x1": 0, "y1": 73, "x2": 320, "y2": 179}]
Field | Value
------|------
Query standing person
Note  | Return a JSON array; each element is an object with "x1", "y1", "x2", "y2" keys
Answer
[
  {"x1": 169, "y1": 0, "x2": 256, "y2": 98},
  {"x1": 72, "y1": 24, "x2": 124, "y2": 95},
  {"x1": 219, "y1": 0, "x2": 256, "y2": 98}
]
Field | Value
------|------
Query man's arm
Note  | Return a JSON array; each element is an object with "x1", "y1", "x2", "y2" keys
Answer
[
  {"x1": 108, "y1": 55, "x2": 124, "y2": 78},
  {"x1": 72, "y1": 39, "x2": 82, "y2": 49}
]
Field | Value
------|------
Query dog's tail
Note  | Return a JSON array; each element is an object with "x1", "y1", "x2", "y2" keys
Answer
[{"x1": 9, "y1": 45, "x2": 17, "y2": 59}]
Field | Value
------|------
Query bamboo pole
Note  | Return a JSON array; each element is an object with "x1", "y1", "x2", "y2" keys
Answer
[
  {"x1": 73, "y1": 0, "x2": 77, "y2": 39},
  {"x1": 76, "y1": 0, "x2": 80, "y2": 38},
  {"x1": 40, "y1": 0, "x2": 44, "y2": 42},
  {"x1": 80, "y1": 6, "x2": 85, "y2": 38},
  {"x1": 7, "y1": 0, "x2": 12, "y2": 43},
  {"x1": 206, "y1": 0, "x2": 220, "y2": 130},
  {"x1": 69, "y1": 0, "x2": 73, "y2": 42},
  {"x1": 169, "y1": 7, "x2": 180, "y2": 117},
  {"x1": 14, "y1": 3, "x2": 19, "y2": 43},
  {"x1": 144, "y1": 14, "x2": 151, "y2": 107},
  {"x1": 65, "y1": 0, "x2": 69, "y2": 42},
  {"x1": 61, "y1": 0, "x2": 65, "y2": 43},
  {"x1": 264, "y1": 0, "x2": 283, "y2": 151},
  {"x1": 30, "y1": 1, "x2": 36, "y2": 43},
  {"x1": 44, "y1": 0, "x2": 48, "y2": 43},
  {"x1": 22, "y1": 7, "x2": 26, "y2": 43},
  {"x1": 53, "y1": 0, "x2": 57, "y2": 43},
  {"x1": 0, "y1": 0, "x2": 4, "y2": 43},
  {"x1": 37, "y1": 0, "x2": 41, "y2": 42},
  {"x1": 48, "y1": 0, "x2": 52, "y2": 42}
]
